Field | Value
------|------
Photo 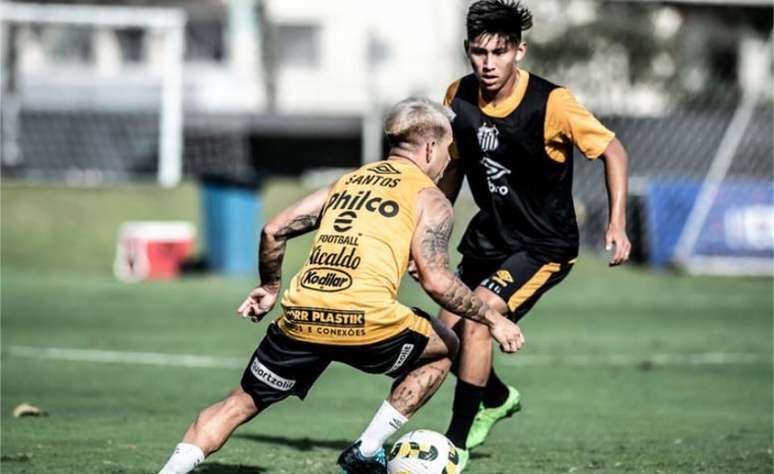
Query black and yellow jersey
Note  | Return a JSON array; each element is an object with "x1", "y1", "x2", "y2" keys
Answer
[
  {"x1": 443, "y1": 69, "x2": 615, "y2": 262},
  {"x1": 276, "y1": 160, "x2": 435, "y2": 345}
]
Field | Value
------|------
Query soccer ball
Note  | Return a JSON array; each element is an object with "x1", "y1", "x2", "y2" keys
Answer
[{"x1": 387, "y1": 429, "x2": 460, "y2": 474}]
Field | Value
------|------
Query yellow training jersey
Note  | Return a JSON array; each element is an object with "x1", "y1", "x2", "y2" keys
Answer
[{"x1": 276, "y1": 160, "x2": 435, "y2": 345}]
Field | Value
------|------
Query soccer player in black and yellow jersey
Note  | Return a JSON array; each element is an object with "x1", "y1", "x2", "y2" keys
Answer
[
  {"x1": 438, "y1": 0, "x2": 632, "y2": 467},
  {"x1": 157, "y1": 98, "x2": 526, "y2": 474}
]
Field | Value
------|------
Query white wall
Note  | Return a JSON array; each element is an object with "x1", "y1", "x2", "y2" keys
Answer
[
  {"x1": 7, "y1": 0, "x2": 469, "y2": 114},
  {"x1": 266, "y1": 0, "x2": 468, "y2": 114}
]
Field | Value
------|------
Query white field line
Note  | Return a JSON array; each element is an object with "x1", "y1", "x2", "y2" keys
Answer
[
  {"x1": 6, "y1": 346, "x2": 244, "y2": 369},
  {"x1": 5, "y1": 345, "x2": 770, "y2": 369},
  {"x1": 497, "y1": 352, "x2": 769, "y2": 367}
]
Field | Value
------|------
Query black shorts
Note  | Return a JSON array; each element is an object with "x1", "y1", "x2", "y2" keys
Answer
[
  {"x1": 240, "y1": 313, "x2": 430, "y2": 406},
  {"x1": 457, "y1": 250, "x2": 574, "y2": 322}
]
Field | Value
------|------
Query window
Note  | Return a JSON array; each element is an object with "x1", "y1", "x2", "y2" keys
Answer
[
  {"x1": 273, "y1": 24, "x2": 320, "y2": 67},
  {"x1": 43, "y1": 25, "x2": 93, "y2": 64},
  {"x1": 116, "y1": 28, "x2": 144, "y2": 63},
  {"x1": 186, "y1": 20, "x2": 225, "y2": 62}
]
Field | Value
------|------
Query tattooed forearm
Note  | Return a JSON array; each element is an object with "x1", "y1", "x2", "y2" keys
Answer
[
  {"x1": 258, "y1": 212, "x2": 320, "y2": 285},
  {"x1": 438, "y1": 276, "x2": 488, "y2": 322},
  {"x1": 417, "y1": 209, "x2": 490, "y2": 324},
  {"x1": 258, "y1": 241, "x2": 283, "y2": 286},
  {"x1": 275, "y1": 214, "x2": 319, "y2": 239}
]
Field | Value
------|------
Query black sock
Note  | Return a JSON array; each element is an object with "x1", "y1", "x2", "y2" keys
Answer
[
  {"x1": 445, "y1": 380, "x2": 484, "y2": 449},
  {"x1": 482, "y1": 368, "x2": 509, "y2": 408},
  {"x1": 450, "y1": 351, "x2": 460, "y2": 377}
]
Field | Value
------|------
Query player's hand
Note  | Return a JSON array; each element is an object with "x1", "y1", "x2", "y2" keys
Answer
[
  {"x1": 605, "y1": 224, "x2": 631, "y2": 267},
  {"x1": 407, "y1": 259, "x2": 420, "y2": 281},
  {"x1": 237, "y1": 283, "x2": 279, "y2": 323},
  {"x1": 488, "y1": 313, "x2": 525, "y2": 353}
]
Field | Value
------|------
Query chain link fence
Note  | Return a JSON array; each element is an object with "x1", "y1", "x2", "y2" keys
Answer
[{"x1": 505, "y1": 1, "x2": 773, "y2": 271}]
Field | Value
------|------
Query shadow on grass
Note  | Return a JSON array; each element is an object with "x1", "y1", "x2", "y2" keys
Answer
[
  {"x1": 471, "y1": 451, "x2": 491, "y2": 461},
  {"x1": 233, "y1": 433, "x2": 351, "y2": 452},
  {"x1": 197, "y1": 462, "x2": 268, "y2": 473}
]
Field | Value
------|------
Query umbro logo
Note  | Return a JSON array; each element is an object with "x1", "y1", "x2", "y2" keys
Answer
[
  {"x1": 492, "y1": 270, "x2": 514, "y2": 287},
  {"x1": 368, "y1": 162, "x2": 402, "y2": 175},
  {"x1": 481, "y1": 157, "x2": 511, "y2": 180},
  {"x1": 496, "y1": 270, "x2": 514, "y2": 283},
  {"x1": 481, "y1": 157, "x2": 511, "y2": 196}
]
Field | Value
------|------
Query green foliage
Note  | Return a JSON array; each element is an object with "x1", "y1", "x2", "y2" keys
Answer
[
  {"x1": 528, "y1": 4, "x2": 659, "y2": 81},
  {"x1": 524, "y1": 2, "x2": 760, "y2": 105}
]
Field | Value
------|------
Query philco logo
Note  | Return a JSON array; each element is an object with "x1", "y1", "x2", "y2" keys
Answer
[
  {"x1": 492, "y1": 270, "x2": 514, "y2": 286},
  {"x1": 333, "y1": 210, "x2": 357, "y2": 232},
  {"x1": 250, "y1": 359, "x2": 296, "y2": 392},
  {"x1": 368, "y1": 162, "x2": 402, "y2": 175},
  {"x1": 300, "y1": 267, "x2": 353, "y2": 292},
  {"x1": 477, "y1": 122, "x2": 499, "y2": 152},
  {"x1": 326, "y1": 189, "x2": 400, "y2": 218}
]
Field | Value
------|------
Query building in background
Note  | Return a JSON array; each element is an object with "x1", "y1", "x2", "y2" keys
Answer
[
  {"x1": 2, "y1": 0, "x2": 465, "y2": 114},
  {"x1": 1, "y1": 0, "x2": 772, "y2": 273},
  {"x1": 4, "y1": 0, "x2": 771, "y2": 114}
]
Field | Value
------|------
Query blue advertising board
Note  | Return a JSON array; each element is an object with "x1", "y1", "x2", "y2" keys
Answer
[{"x1": 646, "y1": 179, "x2": 773, "y2": 268}]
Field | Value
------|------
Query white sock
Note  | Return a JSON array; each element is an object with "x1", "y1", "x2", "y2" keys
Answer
[
  {"x1": 357, "y1": 400, "x2": 409, "y2": 457},
  {"x1": 158, "y1": 443, "x2": 205, "y2": 474}
]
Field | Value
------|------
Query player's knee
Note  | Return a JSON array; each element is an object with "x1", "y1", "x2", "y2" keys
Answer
[
  {"x1": 430, "y1": 316, "x2": 459, "y2": 360},
  {"x1": 222, "y1": 391, "x2": 258, "y2": 420}
]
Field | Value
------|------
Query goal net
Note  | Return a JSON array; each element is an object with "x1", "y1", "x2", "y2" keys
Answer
[{"x1": 0, "y1": 2, "x2": 185, "y2": 187}]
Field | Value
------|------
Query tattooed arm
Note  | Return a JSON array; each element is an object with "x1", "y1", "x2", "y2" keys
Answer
[
  {"x1": 237, "y1": 184, "x2": 333, "y2": 322},
  {"x1": 410, "y1": 188, "x2": 488, "y2": 323},
  {"x1": 410, "y1": 188, "x2": 524, "y2": 353},
  {"x1": 258, "y1": 186, "x2": 331, "y2": 287}
]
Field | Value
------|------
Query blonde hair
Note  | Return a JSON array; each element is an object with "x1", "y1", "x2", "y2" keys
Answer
[{"x1": 384, "y1": 97, "x2": 455, "y2": 148}]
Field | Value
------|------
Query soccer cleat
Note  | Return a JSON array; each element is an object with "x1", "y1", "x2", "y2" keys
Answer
[
  {"x1": 456, "y1": 447, "x2": 470, "y2": 472},
  {"x1": 466, "y1": 386, "x2": 521, "y2": 450},
  {"x1": 337, "y1": 441, "x2": 387, "y2": 474}
]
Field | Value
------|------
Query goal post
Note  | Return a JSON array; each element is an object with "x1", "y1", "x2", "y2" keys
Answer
[{"x1": 0, "y1": 2, "x2": 186, "y2": 187}]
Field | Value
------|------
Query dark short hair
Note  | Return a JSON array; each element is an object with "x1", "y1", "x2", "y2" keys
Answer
[{"x1": 467, "y1": 0, "x2": 533, "y2": 44}]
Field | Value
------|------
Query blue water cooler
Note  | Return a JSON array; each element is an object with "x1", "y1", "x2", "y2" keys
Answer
[{"x1": 201, "y1": 180, "x2": 262, "y2": 276}]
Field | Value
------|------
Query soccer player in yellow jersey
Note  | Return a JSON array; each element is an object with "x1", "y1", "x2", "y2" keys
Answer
[
  {"x1": 157, "y1": 98, "x2": 526, "y2": 474},
  {"x1": 438, "y1": 0, "x2": 632, "y2": 468}
]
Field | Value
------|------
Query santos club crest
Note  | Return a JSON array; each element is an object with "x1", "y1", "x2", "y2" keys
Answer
[{"x1": 477, "y1": 122, "x2": 499, "y2": 152}]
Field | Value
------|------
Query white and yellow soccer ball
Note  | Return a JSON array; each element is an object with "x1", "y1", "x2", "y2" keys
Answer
[{"x1": 387, "y1": 429, "x2": 460, "y2": 474}]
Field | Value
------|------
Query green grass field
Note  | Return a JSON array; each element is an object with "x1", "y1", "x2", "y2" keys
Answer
[{"x1": 2, "y1": 180, "x2": 772, "y2": 474}]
